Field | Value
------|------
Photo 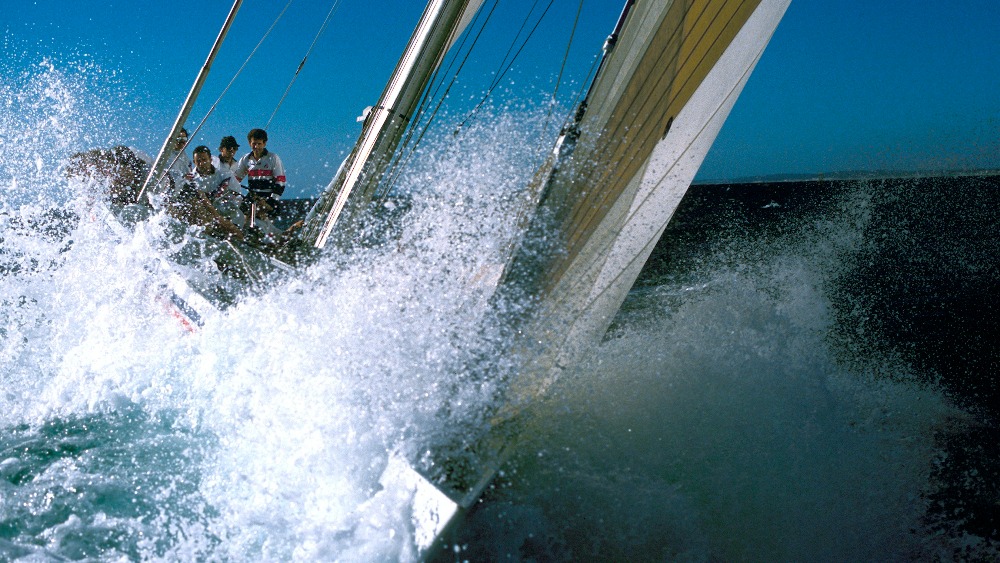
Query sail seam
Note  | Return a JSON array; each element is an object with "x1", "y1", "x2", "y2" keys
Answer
[
  {"x1": 539, "y1": 8, "x2": 775, "y2": 334},
  {"x1": 565, "y1": 0, "x2": 753, "y2": 254},
  {"x1": 547, "y1": 0, "x2": 761, "y2": 288}
]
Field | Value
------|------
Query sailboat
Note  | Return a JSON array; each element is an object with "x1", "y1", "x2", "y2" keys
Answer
[
  {"x1": 300, "y1": 0, "x2": 791, "y2": 555},
  {"x1": 84, "y1": 0, "x2": 792, "y2": 556}
]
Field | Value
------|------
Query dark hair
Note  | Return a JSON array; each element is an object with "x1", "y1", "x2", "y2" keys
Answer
[
  {"x1": 192, "y1": 145, "x2": 212, "y2": 157},
  {"x1": 247, "y1": 128, "x2": 268, "y2": 142},
  {"x1": 66, "y1": 145, "x2": 149, "y2": 206}
]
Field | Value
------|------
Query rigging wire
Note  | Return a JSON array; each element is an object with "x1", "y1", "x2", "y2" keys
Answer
[
  {"x1": 486, "y1": 0, "x2": 543, "y2": 92},
  {"x1": 349, "y1": 0, "x2": 593, "y2": 204},
  {"x1": 381, "y1": 0, "x2": 586, "y2": 200},
  {"x1": 265, "y1": 0, "x2": 342, "y2": 129},
  {"x1": 561, "y1": 48, "x2": 602, "y2": 132},
  {"x1": 185, "y1": 0, "x2": 295, "y2": 146},
  {"x1": 550, "y1": 0, "x2": 584, "y2": 105},
  {"x1": 377, "y1": 0, "x2": 501, "y2": 199},
  {"x1": 494, "y1": 51, "x2": 599, "y2": 284},
  {"x1": 455, "y1": 0, "x2": 557, "y2": 132},
  {"x1": 423, "y1": 0, "x2": 500, "y2": 125},
  {"x1": 496, "y1": 0, "x2": 593, "y2": 267},
  {"x1": 542, "y1": 0, "x2": 585, "y2": 135}
]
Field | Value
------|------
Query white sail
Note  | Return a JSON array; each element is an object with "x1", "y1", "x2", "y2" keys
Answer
[
  {"x1": 500, "y1": 0, "x2": 793, "y2": 401},
  {"x1": 300, "y1": 0, "x2": 485, "y2": 248}
]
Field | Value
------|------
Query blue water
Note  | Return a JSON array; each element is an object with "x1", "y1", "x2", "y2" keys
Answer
[{"x1": 3, "y1": 55, "x2": 998, "y2": 562}]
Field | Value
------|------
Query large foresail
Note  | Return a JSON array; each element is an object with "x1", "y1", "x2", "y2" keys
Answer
[
  {"x1": 365, "y1": 1, "x2": 793, "y2": 557},
  {"x1": 502, "y1": 0, "x2": 792, "y2": 399},
  {"x1": 300, "y1": 0, "x2": 484, "y2": 249}
]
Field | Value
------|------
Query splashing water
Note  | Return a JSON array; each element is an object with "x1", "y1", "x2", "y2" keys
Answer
[
  {"x1": 1, "y1": 56, "x2": 557, "y2": 560},
  {"x1": 2, "y1": 55, "x2": 993, "y2": 562},
  {"x1": 458, "y1": 258, "x2": 961, "y2": 561},
  {"x1": 1, "y1": 54, "x2": 127, "y2": 207}
]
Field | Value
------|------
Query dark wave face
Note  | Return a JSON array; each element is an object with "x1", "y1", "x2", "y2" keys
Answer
[{"x1": 450, "y1": 175, "x2": 1000, "y2": 562}]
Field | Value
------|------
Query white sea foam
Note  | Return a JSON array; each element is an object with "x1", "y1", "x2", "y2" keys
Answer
[
  {"x1": 1, "y1": 55, "x2": 559, "y2": 559},
  {"x1": 0, "y1": 55, "x2": 984, "y2": 562}
]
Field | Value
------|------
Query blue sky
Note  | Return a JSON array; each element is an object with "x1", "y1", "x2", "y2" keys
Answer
[{"x1": 6, "y1": 0, "x2": 1000, "y2": 197}]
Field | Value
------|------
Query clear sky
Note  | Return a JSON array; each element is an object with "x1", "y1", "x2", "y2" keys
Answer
[{"x1": 5, "y1": 0, "x2": 1000, "y2": 197}]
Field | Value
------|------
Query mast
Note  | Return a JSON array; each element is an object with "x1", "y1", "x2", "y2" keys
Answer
[
  {"x1": 300, "y1": 0, "x2": 484, "y2": 249},
  {"x1": 137, "y1": 0, "x2": 243, "y2": 201}
]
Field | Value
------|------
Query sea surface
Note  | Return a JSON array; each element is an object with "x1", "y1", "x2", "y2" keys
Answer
[
  {"x1": 3, "y1": 63, "x2": 1000, "y2": 562},
  {"x1": 447, "y1": 174, "x2": 1000, "y2": 561}
]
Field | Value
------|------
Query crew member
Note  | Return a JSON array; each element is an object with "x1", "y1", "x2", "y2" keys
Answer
[
  {"x1": 191, "y1": 145, "x2": 245, "y2": 228},
  {"x1": 167, "y1": 127, "x2": 193, "y2": 187},
  {"x1": 234, "y1": 128, "x2": 286, "y2": 210},
  {"x1": 214, "y1": 135, "x2": 240, "y2": 175}
]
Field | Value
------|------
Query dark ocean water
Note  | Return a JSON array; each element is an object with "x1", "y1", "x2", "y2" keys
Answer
[
  {"x1": 3, "y1": 174, "x2": 999, "y2": 561},
  {"x1": 444, "y1": 174, "x2": 1000, "y2": 561},
  {"x1": 650, "y1": 175, "x2": 1000, "y2": 554}
]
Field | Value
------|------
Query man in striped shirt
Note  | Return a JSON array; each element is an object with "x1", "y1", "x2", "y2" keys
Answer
[{"x1": 234, "y1": 128, "x2": 286, "y2": 209}]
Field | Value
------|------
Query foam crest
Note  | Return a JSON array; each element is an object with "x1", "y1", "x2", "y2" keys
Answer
[
  {"x1": 1, "y1": 62, "x2": 563, "y2": 557},
  {"x1": 1, "y1": 55, "x2": 126, "y2": 207}
]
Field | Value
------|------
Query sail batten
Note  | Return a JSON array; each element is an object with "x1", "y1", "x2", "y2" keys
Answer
[
  {"x1": 560, "y1": 0, "x2": 759, "y2": 259},
  {"x1": 517, "y1": 0, "x2": 767, "y2": 294}
]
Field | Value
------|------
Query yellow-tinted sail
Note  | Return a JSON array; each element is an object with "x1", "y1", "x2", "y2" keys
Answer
[{"x1": 502, "y1": 0, "x2": 791, "y2": 399}]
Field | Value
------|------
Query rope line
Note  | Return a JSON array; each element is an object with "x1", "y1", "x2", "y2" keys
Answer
[
  {"x1": 185, "y1": 0, "x2": 295, "y2": 146},
  {"x1": 266, "y1": 0, "x2": 342, "y2": 129},
  {"x1": 542, "y1": 0, "x2": 586, "y2": 138},
  {"x1": 457, "y1": 0, "x2": 556, "y2": 131}
]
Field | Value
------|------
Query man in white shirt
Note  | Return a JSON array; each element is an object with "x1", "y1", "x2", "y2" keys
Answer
[
  {"x1": 191, "y1": 145, "x2": 245, "y2": 230},
  {"x1": 214, "y1": 135, "x2": 240, "y2": 175}
]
